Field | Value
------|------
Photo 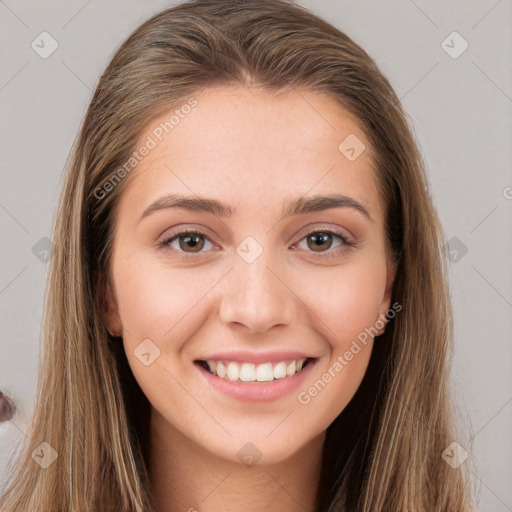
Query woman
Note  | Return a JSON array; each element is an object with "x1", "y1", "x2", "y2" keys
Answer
[{"x1": 0, "y1": 0, "x2": 475, "y2": 510}]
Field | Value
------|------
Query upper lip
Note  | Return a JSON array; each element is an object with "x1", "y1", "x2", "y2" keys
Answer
[{"x1": 195, "y1": 350, "x2": 317, "y2": 365}]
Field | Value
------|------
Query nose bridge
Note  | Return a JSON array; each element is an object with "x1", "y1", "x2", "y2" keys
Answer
[{"x1": 218, "y1": 244, "x2": 296, "y2": 333}]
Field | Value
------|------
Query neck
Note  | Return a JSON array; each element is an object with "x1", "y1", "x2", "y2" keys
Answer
[{"x1": 148, "y1": 408, "x2": 325, "y2": 512}]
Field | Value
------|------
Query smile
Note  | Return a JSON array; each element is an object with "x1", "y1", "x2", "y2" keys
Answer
[
  {"x1": 197, "y1": 358, "x2": 312, "y2": 382},
  {"x1": 194, "y1": 355, "x2": 318, "y2": 402}
]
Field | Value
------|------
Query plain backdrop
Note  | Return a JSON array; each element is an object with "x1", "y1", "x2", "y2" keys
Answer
[{"x1": 0, "y1": 1, "x2": 511, "y2": 510}]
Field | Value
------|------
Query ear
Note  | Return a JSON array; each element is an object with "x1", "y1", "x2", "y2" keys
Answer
[
  {"x1": 377, "y1": 257, "x2": 397, "y2": 321},
  {"x1": 96, "y1": 270, "x2": 122, "y2": 337}
]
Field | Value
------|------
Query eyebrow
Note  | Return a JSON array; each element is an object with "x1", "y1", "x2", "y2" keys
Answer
[{"x1": 140, "y1": 193, "x2": 373, "y2": 223}]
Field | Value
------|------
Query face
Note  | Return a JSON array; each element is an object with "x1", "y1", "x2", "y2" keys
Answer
[{"x1": 101, "y1": 85, "x2": 395, "y2": 465}]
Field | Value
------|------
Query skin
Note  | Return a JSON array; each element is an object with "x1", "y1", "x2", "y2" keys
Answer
[{"x1": 101, "y1": 85, "x2": 396, "y2": 512}]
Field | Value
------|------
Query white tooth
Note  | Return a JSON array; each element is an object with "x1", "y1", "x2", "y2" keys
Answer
[
  {"x1": 296, "y1": 358, "x2": 306, "y2": 371},
  {"x1": 286, "y1": 361, "x2": 296, "y2": 376},
  {"x1": 273, "y1": 362, "x2": 287, "y2": 379},
  {"x1": 256, "y1": 363, "x2": 274, "y2": 382},
  {"x1": 207, "y1": 360, "x2": 217, "y2": 373},
  {"x1": 240, "y1": 363, "x2": 256, "y2": 382},
  {"x1": 216, "y1": 361, "x2": 226, "y2": 378},
  {"x1": 227, "y1": 362, "x2": 240, "y2": 381}
]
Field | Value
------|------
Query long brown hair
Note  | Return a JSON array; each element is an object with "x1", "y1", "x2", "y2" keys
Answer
[{"x1": 0, "y1": 1, "x2": 475, "y2": 510}]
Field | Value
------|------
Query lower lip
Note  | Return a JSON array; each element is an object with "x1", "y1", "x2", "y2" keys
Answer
[{"x1": 195, "y1": 360, "x2": 317, "y2": 403}]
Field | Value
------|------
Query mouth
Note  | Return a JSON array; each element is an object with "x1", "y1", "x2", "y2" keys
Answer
[
  {"x1": 193, "y1": 351, "x2": 319, "y2": 402},
  {"x1": 194, "y1": 357, "x2": 315, "y2": 383}
]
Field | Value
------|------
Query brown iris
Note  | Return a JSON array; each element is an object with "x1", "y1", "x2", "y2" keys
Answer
[
  {"x1": 178, "y1": 233, "x2": 205, "y2": 252},
  {"x1": 307, "y1": 232, "x2": 334, "y2": 252}
]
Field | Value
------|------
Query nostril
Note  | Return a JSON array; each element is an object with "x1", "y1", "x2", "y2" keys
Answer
[{"x1": 0, "y1": 391, "x2": 16, "y2": 422}]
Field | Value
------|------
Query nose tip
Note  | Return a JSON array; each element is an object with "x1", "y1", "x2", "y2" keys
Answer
[{"x1": 219, "y1": 261, "x2": 296, "y2": 334}]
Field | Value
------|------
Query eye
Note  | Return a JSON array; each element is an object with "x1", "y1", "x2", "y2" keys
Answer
[
  {"x1": 158, "y1": 230, "x2": 216, "y2": 257},
  {"x1": 158, "y1": 227, "x2": 354, "y2": 258},
  {"x1": 293, "y1": 228, "x2": 354, "y2": 255}
]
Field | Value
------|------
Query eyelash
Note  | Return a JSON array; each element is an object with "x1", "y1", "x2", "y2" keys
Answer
[{"x1": 158, "y1": 227, "x2": 355, "y2": 259}]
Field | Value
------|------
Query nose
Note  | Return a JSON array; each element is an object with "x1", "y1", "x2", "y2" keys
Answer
[{"x1": 218, "y1": 253, "x2": 297, "y2": 334}]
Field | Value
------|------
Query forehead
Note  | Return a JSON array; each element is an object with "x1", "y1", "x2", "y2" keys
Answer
[{"x1": 118, "y1": 85, "x2": 384, "y2": 224}]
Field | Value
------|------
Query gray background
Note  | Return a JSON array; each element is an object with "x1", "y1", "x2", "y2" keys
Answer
[{"x1": 0, "y1": 1, "x2": 511, "y2": 510}]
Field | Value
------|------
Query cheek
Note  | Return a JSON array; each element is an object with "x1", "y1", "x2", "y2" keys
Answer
[
  {"x1": 292, "y1": 258, "x2": 386, "y2": 416},
  {"x1": 113, "y1": 257, "x2": 214, "y2": 341},
  {"x1": 303, "y1": 258, "x2": 387, "y2": 347},
  {"x1": 113, "y1": 259, "x2": 214, "y2": 402}
]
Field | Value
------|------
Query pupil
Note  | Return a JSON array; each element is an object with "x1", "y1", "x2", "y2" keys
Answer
[
  {"x1": 181, "y1": 234, "x2": 203, "y2": 252},
  {"x1": 309, "y1": 233, "x2": 331, "y2": 251}
]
